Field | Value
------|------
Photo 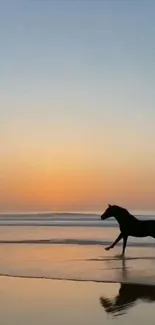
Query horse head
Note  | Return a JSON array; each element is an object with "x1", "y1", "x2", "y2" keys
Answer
[
  {"x1": 101, "y1": 204, "x2": 130, "y2": 221},
  {"x1": 101, "y1": 204, "x2": 116, "y2": 220}
]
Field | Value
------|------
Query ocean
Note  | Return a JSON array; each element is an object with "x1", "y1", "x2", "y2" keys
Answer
[{"x1": 0, "y1": 212, "x2": 155, "y2": 285}]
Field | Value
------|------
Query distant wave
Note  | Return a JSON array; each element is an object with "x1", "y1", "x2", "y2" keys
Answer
[
  {"x1": 0, "y1": 221, "x2": 117, "y2": 227},
  {"x1": 0, "y1": 213, "x2": 154, "y2": 227},
  {"x1": 0, "y1": 215, "x2": 99, "y2": 222},
  {"x1": 0, "y1": 238, "x2": 155, "y2": 247}
]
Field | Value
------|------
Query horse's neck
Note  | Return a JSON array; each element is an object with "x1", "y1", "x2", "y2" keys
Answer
[
  {"x1": 114, "y1": 215, "x2": 122, "y2": 225},
  {"x1": 114, "y1": 211, "x2": 136, "y2": 225}
]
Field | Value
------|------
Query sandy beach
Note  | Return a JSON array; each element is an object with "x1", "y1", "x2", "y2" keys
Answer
[{"x1": 0, "y1": 214, "x2": 155, "y2": 324}]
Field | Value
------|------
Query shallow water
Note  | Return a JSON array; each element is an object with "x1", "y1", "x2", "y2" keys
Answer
[
  {"x1": 0, "y1": 213, "x2": 155, "y2": 284},
  {"x1": 1, "y1": 277, "x2": 155, "y2": 324}
]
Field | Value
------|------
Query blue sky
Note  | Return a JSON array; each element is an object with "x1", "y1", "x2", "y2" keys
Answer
[{"x1": 1, "y1": 0, "x2": 155, "y2": 211}]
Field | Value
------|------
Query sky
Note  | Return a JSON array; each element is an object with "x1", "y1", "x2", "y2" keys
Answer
[{"x1": 1, "y1": 0, "x2": 155, "y2": 213}]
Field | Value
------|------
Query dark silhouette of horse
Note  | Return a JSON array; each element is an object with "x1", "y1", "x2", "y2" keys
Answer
[
  {"x1": 100, "y1": 282, "x2": 155, "y2": 316},
  {"x1": 101, "y1": 204, "x2": 155, "y2": 256}
]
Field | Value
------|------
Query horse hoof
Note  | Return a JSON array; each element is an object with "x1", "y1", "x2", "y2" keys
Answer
[
  {"x1": 115, "y1": 254, "x2": 125, "y2": 259},
  {"x1": 105, "y1": 247, "x2": 111, "y2": 251}
]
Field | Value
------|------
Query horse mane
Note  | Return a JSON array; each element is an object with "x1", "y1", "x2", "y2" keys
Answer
[{"x1": 113, "y1": 205, "x2": 132, "y2": 216}]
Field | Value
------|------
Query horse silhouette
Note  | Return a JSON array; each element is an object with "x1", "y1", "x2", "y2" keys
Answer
[{"x1": 101, "y1": 204, "x2": 155, "y2": 256}]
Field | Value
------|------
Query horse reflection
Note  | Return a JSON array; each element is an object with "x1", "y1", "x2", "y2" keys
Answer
[{"x1": 100, "y1": 258, "x2": 155, "y2": 316}]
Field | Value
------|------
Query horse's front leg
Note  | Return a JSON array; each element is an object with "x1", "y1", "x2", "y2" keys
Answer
[
  {"x1": 105, "y1": 233, "x2": 123, "y2": 251},
  {"x1": 120, "y1": 236, "x2": 128, "y2": 257}
]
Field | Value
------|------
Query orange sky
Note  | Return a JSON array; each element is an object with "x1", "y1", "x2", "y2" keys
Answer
[
  {"x1": 1, "y1": 149, "x2": 155, "y2": 212},
  {"x1": 1, "y1": 117, "x2": 155, "y2": 212}
]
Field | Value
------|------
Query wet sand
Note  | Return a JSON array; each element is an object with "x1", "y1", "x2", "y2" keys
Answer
[
  {"x1": 0, "y1": 219, "x2": 155, "y2": 324},
  {"x1": 0, "y1": 276, "x2": 155, "y2": 325}
]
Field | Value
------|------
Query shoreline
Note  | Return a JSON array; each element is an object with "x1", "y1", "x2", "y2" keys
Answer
[{"x1": 0, "y1": 272, "x2": 155, "y2": 287}]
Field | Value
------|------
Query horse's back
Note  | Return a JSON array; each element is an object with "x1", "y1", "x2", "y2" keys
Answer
[
  {"x1": 115, "y1": 207, "x2": 155, "y2": 238},
  {"x1": 143, "y1": 219, "x2": 155, "y2": 232},
  {"x1": 129, "y1": 219, "x2": 155, "y2": 237}
]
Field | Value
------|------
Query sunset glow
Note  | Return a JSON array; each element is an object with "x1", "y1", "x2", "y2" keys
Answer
[{"x1": 1, "y1": 1, "x2": 155, "y2": 212}]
